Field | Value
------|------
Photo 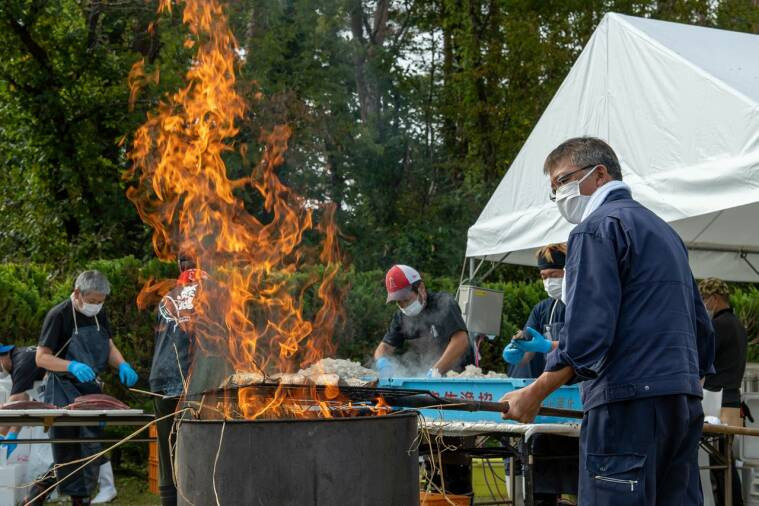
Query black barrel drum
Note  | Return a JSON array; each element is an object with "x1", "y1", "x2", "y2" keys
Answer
[{"x1": 176, "y1": 412, "x2": 419, "y2": 505}]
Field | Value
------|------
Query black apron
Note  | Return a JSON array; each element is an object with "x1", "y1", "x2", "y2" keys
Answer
[{"x1": 43, "y1": 305, "x2": 110, "y2": 497}]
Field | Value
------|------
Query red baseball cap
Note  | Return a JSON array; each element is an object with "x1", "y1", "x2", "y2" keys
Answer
[{"x1": 385, "y1": 265, "x2": 422, "y2": 303}]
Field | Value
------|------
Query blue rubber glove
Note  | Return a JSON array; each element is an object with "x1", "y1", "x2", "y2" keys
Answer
[
  {"x1": 375, "y1": 357, "x2": 394, "y2": 378},
  {"x1": 512, "y1": 327, "x2": 554, "y2": 354},
  {"x1": 67, "y1": 361, "x2": 96, "y2": 383},
  {"x1": 502, "y1": 343, "x2": 525, "y2": 365},
  {"x1": 118, "y1": 362, "x2": 139, "y2": 387},
  {"x1": 2, "y1": 432, "x2": 17, "y2": 457}
]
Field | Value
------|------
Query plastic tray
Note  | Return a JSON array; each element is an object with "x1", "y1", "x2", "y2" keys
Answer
[{"x1": 378, "y1": 377, "x2": 582, "y2": 424}]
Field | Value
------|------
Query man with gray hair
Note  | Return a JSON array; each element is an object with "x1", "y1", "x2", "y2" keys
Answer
[
  {"x1": 31, "y1": 270, "x2": 138, "y2": 506},
  {"x1": 501, "y1": 137, "x2": 715, "y2": 505}
]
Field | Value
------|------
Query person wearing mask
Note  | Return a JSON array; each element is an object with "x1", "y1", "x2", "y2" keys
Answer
[
  {"x1": 501, "y1": 137, "x2": 714, "y2": 505},
  {"x1": 149, "y1": 253, "x2": 204, "y2": 506},
  {"x1": 700, "y1": 277, "x2": 747, "y2": 506},
  {"x1": 0, "y1": 344, "x2": 46, "y2": 455},
  {"x1": 700, "y1": 278, "x2": 748, "y2": 426},
  {"x1": 503, "y1": 244, "x2": 566, "y2": 378},
  {"x1": 29, "y1": 270, "x2": 138, "y2": 506},
  {"x1": 374, "y1": 265, "x2": 472, "y2": 377},
  {"x1": 2, "y1": 344, "x2": 118, "y2": 503},
  {"x1": 502, "y1": 245, "x2": 577, "y2": 505}
]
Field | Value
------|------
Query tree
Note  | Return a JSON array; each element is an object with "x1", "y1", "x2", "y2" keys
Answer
[{"x1": 0, "y1": 0, "x2": 190, "y2": 263}]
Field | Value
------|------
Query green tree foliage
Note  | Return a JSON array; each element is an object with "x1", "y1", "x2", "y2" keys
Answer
[
  {"x1": 2, "y1": 0, "x2": 759, "y2": 276},
  {"x1": 0, "y1": 0, "x2": 192, "y2": 263}
]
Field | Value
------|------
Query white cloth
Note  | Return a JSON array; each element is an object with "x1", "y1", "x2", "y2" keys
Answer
[{"x1": 581, "y1": 180, "x2": 632, "y2": 221}]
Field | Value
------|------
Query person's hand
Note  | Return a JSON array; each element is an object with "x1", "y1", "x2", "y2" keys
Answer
[
  {"x1": 2, "y1": 432, "x2": 18, "y2": 457},
  {"x1": 500, "y1": 385, "x2": 543, "y2": 423},
  {"x1": 67, "y1": 361, "x2": 96, "y2": 382},
  {"x1": 426, "y1": 368, "x2": 441, "y2": 378},
  {"x1": 502, "y1": 343, "x2": 524, "y2": 364},
  {"x1": 512, "y1": 327, "x2": 553, "y2": 354},
  {"x1": 375, "y1": 357, "x2": 395, "y2": 378},
  {"x1": 118, "y1": 362, "x2": 138, "y2": 387}
]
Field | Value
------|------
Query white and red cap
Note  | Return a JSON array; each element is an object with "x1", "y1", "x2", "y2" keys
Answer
[{"x1": 385, "y1": 265, "x2": 422, "y2": 303}]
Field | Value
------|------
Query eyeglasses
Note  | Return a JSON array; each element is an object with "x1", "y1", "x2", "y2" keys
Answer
[{"x1": 549, "y1": 163, "x2": 598, "y2": 201}]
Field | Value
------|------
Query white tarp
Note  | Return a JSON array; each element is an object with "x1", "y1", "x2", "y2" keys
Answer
[{"x1": 466, "y1": 13, "x2": 759, "y2": 282}]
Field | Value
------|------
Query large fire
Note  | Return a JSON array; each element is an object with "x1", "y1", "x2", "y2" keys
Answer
[{"x1": 125, "y1": 0, "x2": 357, "y2": 419}]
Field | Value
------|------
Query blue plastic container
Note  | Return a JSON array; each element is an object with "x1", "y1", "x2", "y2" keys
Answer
[{"x1": 378, "y1": 377, "x2": 582, "y2": 424}]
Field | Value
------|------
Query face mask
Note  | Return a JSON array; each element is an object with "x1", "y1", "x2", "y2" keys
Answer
[
  {"x1": 543, "y1": 277, "x2": 564, "y2": 300},
  {"x1": 80, "y1": 302, "x2": 103, "y2": 317},
  {"x1": 400, "y1": 295, "x2": 425, "y2": 317},
  {"x1": 0, "y1": 361, "x2": 8, "y2": 380},
  {"x1": 555, "y1": 166, "x2": 597, "y2": 224},
  {"x1": 73, "y1": 292, "x2": 103, "y2": 317}
]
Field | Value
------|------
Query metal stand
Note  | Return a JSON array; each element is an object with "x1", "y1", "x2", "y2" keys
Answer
[{"x1": 700, "y1": 432, "x2": 734, "y2": 506}]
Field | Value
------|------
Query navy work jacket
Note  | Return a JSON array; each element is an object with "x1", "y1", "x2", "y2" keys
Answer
[{"x1": 545, "y1": 189, "x2": 715, "y2": 411}]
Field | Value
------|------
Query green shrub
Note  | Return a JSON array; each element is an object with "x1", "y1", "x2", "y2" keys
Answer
[
  {"x1": 2, "y1": 257, "x2": 757, "y2": 396},
  {"x1": 732, "y1": 286, "x2": 759, "y2": 362}
]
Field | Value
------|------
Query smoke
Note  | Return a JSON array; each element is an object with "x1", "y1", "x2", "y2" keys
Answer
[{"x1": 373, "y1": 292, "x2": 468, "y2": 377}]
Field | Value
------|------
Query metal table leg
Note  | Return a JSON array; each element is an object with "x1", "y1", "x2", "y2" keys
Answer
[
  {"x1": 521, "y1": 436, "x2": 533, "y2": 506},
  {"x1": 726, "y1": 434, "x2": 733, "y2": 506}
]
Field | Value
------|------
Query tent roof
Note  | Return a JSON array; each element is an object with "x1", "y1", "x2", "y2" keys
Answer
[{"x1": 466, "y1": 13, "x2": 759, "y2": 282}]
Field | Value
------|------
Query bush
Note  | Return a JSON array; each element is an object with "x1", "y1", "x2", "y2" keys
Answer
[
  {"x1": 732, "y1": 286, "x2": 759, "y2": 362},
  {"x1": 2, "y1": 257, "x2": 758, "y2": 394}
]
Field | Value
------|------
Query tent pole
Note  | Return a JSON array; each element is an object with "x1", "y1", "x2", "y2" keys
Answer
[
  {"x1": 740, "y1": 252, "x2": 759, "y2": 277},
  {"x1": 468, "y1": 258, "x2": 487, "y2": 283},
  {"x1": 458, "y1": 256, "x2": 467, "y2": 287},
  {"x1": 477, "y1": 252, "x2": 512, "y2": 283}
]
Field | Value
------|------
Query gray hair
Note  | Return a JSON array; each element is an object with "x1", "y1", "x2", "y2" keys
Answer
[
  {"x1": 75, "y1": 270, "x2": 111, "y2": 295},
  {"x1": 543, "y1": 137, "x2": 623, "y2": 180}
]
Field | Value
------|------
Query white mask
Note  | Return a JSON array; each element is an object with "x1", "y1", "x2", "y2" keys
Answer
[
  {"x1": 555, "y1": 166, "x2": 597, "y2": 224},
  {"x1": 543, "y1": 277, "x2": 563, "y2": 300},
  {"x1": 80, "y1": 302, "x2": 103, "y2": 317},
  {"x1": 400, "y1": 296, "x2": 425, "y2": 317},
  {"x1": 0, "y1": 361, "x2": 8, "y2": 380},
  {"x1": 72, "y1": 292, "x2": 103, "y2": 317}
]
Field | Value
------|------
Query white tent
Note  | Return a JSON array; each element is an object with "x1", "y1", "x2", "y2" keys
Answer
[{"x1": 466, "y1": 12, "x2": 759, "y2": 282}]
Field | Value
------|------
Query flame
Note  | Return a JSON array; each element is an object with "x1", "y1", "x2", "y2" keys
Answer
[
  {"x1": 371, "y1": 397, "x2": 391, "y2": 416},
  {"x1": 127, "y1": 58, "x2": 159, "y2": 112},
  {"x1": 126, "y1": 0, "x2": 347, "y2": 419}
]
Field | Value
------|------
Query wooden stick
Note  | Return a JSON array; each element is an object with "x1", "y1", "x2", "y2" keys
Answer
[{"x1": 702, "y1": 424, "x2": 759, "y2": 437}]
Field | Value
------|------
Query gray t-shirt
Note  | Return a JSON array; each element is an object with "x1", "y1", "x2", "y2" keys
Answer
[{"x1": 382, "y1": 292, "x2": 471, "y2": 371}]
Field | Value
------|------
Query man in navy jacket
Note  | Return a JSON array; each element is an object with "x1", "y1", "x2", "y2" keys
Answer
[{"x1": 501, "y1": 137, "x2": 715, "y2": 505}]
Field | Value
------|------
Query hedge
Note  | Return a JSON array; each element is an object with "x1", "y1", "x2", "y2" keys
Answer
[{"x1": 4, "y1": 257, "x2": 758, "y2": 380}]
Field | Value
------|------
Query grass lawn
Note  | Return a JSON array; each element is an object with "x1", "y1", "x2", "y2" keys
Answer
[
  {"x1": 105, "y1": 475, "x2": 160, "y2": 506},
  {"x1": 44, "y1": 474, "x2": 160, "y2": 506}
]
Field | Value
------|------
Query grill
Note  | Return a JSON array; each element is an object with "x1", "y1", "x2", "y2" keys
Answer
[
  {"x1": 184, "y1": 382, "x2": 583, "y2": 420},
  {"x1": 175, "y1": 412, "x2": 420, "y2": 505}
]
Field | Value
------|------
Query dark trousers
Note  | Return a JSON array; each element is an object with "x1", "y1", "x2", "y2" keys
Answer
[
  {"x1": 50, "y1": 425, "x2": 103, "y2": 498},
  {"x1": 154, "y1": 397, "x2": 180, "y2": 506},
  {"x1": 579, "y1": 394, "x2": 703, "y2": 506}
]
